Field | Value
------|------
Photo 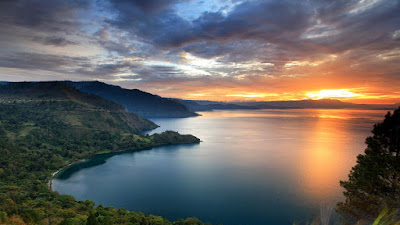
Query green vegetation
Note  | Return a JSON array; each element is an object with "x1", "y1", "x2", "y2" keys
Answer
[
  {"x1": 0, "y1": 82, "x2": 158, "y2": 132},
  {"x1": 0, "y1": 82, "x2": 204, "y2": 225},
  {"x1": 293, "y1": 208, "x2": 400, "y2": 225},
  {"x1": 337, "y1": 107, "x2": 400, "y2": 224}
]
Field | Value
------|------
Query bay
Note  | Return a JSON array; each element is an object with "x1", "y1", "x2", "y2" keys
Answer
[{"x1": 53, "y1": 109, "x2": 389, "y2": 225}]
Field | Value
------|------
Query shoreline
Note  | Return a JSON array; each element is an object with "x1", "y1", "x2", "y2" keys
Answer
[
  {"x1": 48, "y1": 159, "x2": 86, "y2": 190},
  {"x1": 47, "y1": 142, "x2": 200, "y2": 191}
]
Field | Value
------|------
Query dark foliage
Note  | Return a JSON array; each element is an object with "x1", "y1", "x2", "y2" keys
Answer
[{"x1": 338, "y1": 107, "x2": 400, "y2": 223}]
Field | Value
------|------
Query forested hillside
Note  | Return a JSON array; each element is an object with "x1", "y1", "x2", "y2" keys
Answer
[{"x1": 0, "y1": 82, "x2": 203, "y2": 225}]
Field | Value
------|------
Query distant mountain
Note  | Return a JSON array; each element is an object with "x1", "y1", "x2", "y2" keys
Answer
[
  {"x1": 67, "y1": 81, "x2": 199, "y2": 118},
  {"x1": 242, "y1": 99, "x2": 358, "y2": 109},
  {"x1": 240, "y1": 99, "x2": 397, "y2": 110},
  {"x1": 174, "y1": 99, "x2": 260, "y2": 111},
  {"x1": 0, "y1": 81, "x2": 157, "y2": 132},
  {"x1": 175, "y1": 98, "x2": 398, "y2": 111}
]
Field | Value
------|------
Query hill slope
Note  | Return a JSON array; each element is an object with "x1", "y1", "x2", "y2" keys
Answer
[
  {"x1": 0, "y1": 81, "x2": 202, "y2": 225},
  {"x1": 67, "y1": 81, "x2": 199, "y2": 118},
  {"x1": 0, "y1": 81, "x2": 157, "y2": 132}
]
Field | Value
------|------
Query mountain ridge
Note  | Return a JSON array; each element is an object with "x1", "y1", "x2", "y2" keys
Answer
[
  {"x1": 66, "y1": 81, "x2": 199, "y2": 118},
  {"x1": 0, "y1": 81, "x2": 158, "y2": 132},
  {"x1": 1, "y1": 81, "x2": 397, "y2": 111},
  {"x1": 175, "y1": 98, "x2": 398, "y2": 111}
]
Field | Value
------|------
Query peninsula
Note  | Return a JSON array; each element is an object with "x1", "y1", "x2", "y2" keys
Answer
[{"x1": 0, "y1": 82, "x2": 203, "y2": 225}]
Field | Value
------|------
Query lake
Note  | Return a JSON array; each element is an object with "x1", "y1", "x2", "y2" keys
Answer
[{"x1": 52, "y1": 109, "x2": 389, "y2": 225}]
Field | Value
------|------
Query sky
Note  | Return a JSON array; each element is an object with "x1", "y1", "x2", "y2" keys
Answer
[{"x1": 0, "y1": 0, "x2": 399, "y2": 103}]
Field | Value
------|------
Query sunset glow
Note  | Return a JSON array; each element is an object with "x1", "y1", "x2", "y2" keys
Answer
[
  {"x1": 2, "y1": 1, "x2": 400, "y2": 224},
  {"x1": 305, "y1": 89, "x2": 363, "y2": 100},
  {"x1": 226, "y1": 93, "x2": 271, "y2": 98},
  {"x1": 0, "y1": 0, "x2": 399, "y2": 104}
]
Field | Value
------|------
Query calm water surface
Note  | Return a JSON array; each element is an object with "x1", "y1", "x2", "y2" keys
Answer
[{"x1": 53, "y1": 109, "x2": 389, "y2": 225}]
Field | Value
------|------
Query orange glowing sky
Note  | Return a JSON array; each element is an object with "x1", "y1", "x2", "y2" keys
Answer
[{"x1": 0, "y1": 0, "x2": 399, "y2": 104}]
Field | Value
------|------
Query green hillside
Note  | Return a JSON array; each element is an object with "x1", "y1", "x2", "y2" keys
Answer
[
  {"x1": 0, "y1": 82, "x2": 158, "y2": 132},
  {"x1": 0, "y1": 82, "x2": 203, "y2": 225}
]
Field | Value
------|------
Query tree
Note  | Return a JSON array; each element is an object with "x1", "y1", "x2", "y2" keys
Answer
[
  {"x1": 338, "y1": 107, "x2": 400, "y2": 223},
  {"x1": 86, "y1": 212, "x2": 99, "y2": 225}
]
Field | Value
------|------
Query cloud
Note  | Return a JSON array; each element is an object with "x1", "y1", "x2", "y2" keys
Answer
[
  {"x1": 108, "y1": 0, "x2": 193, "y2": 48},
  {"x1": 0, "y1": 0, "x2": 400, "y2": 102},
  {"x1": 306, "y1": 0, "x2": 400, "y2": 52},
  {"x1": 107, "y1": 0, "x2": 313, "y2": 52},
  {"x1": 0, "y1": 0, "x2": 92, "y2": 32},
  {"x1": 107, "y1": 0, "x2": 400, "y2": 57},
  {"x1": 130, "y1": 65, "x2": 184, "y2": 81},
  {"x1": 32, "y1": 36, "x2": 78, "y2": 46},
  {"x1": 111, "y1": 0, "x2": 183, "y2": 12},
  {"x1": 0, "y1": 53, "x2": 89, "y2": 71},
  {"x1": 75, "y1": 62, "x2": 134, "y2": 77}
]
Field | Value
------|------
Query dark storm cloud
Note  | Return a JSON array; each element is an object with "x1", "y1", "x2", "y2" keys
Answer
[
  {"x1": 0, "y1": 0, "x2": 91, "y2": 32},
  {"x1": 1, "y1": 0, "x2": 399, "y2": 59},
  {"x1": 111, "y1": 0, "x2": 183, "y2": 12},
  {"x1": 192, "y1": 1, "x2": 311, "y2": 42},
  {"x1": 108, "y1": 0, "x2": 400, "y2": 57},
  {"x1": 308, "y1": 0, "x2": 400, "y2": 52},
  {"x1": 108, "y1": 0, "x2": 313, "y2": 48},
  {"x1": 108, "y1": 0, "x2": 193, "y2": 48}
]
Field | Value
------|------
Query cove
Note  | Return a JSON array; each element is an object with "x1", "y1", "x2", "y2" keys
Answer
[{"x1": 52, "y1": 109, "x2": 388, "y2": 225}]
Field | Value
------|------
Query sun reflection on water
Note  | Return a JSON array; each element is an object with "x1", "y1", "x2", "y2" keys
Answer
[{"x1": 296, "y1": 109, "x2": 385, "y2": 204}]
